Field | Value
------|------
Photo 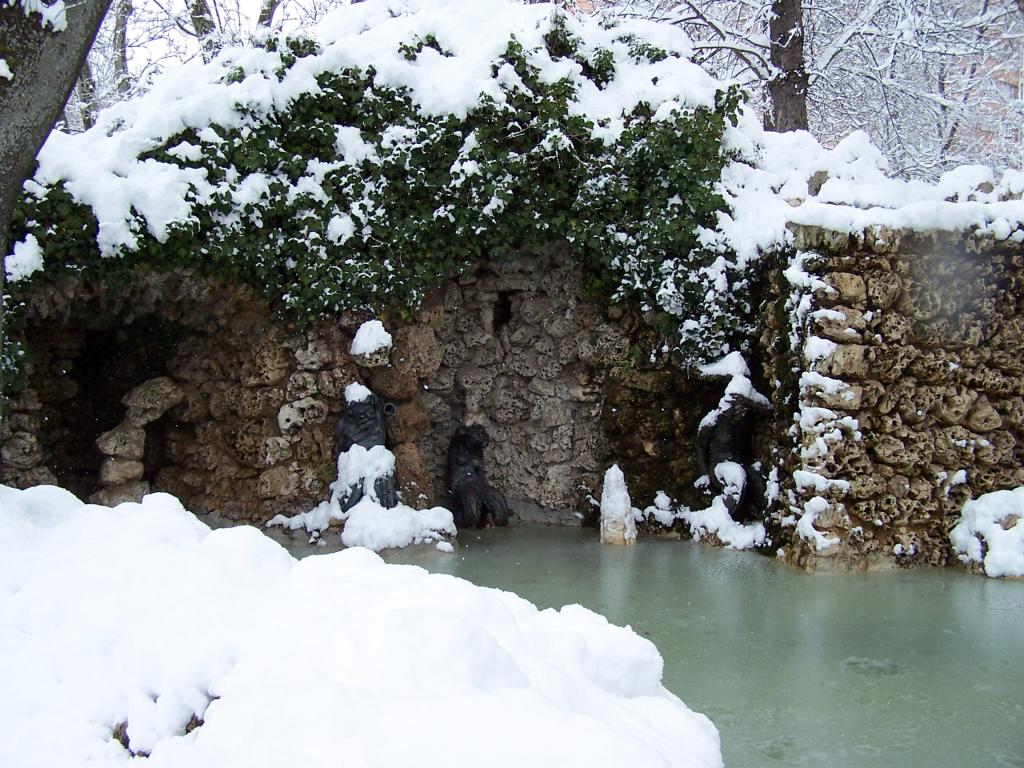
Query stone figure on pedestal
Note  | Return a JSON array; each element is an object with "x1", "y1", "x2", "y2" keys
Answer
[
  {"x1": 447, "y1": 424, "x2": 510, "y2": 528},
  {"x1": 696, "y1": 392, "x2": 770, "y2": 522},
  {"x1": 334, "y1": 383, "x2": 398, "y2": 511}
]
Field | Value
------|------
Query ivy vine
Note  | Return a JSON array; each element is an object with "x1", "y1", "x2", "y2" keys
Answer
[{"x1": 7, "y1": 12, "x2": 751, "y2": 385}]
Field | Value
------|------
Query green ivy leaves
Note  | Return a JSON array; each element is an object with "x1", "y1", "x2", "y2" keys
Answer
[{"x1": 8, "y1": 19, "x2": 750, "y2": 370}]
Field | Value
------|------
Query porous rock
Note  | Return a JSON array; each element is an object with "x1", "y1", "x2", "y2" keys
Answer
[
  {"x1": 97, "y1": 423, "x2": 146, "y2": 460},
  {"x1": 123, "y1": 376, "x2": 185, "y2": 426}
]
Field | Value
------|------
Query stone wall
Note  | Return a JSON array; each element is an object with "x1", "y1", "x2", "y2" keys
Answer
[
  {"x1": 419, "y1": 245, "x2": 612, "y2": 523},
  {"x1": 418, "y1": 243, "x2": 719, "y2": 524},
  {"x1": 766, "y1": 226, "x2": 1024, "y2": 570},
  {"x1": 7, "y1": 229, "x2": 1019, "y2": 566},
  {"x1": 0, "y1": 271, "x2": 439, "y2": 522},
  {"x1": 0, "y1": 251, "x2": 716, "y2": 525}
]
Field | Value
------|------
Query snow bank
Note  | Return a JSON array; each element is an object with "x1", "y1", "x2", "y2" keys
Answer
[
  {"x1": 0, "y1": 484, "x2": 722, "y2": 767},
  {"x1": 950, "y1": 487, "x2": 1024, "y2": 578}
]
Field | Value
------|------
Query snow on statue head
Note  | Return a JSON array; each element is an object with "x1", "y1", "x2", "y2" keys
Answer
[{"x1": 447, "y1": 424, "x2": 510, "y2": 529}]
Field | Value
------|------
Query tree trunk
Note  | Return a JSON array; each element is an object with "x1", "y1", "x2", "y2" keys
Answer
[
  {"x1": 189, "y1": 0, "x2": 218, "y2": 61},
  {"x1": 0, "y1": 0, "x2": 112, "y2": 408},
  {"x1": 113, "y1": 0, "x2": 133, "y2": 94},
  {"x1": 76, "y1": 59, "x2": 98, "y2": 130},
  {"x1": 767, "y1": 0, "x2": 808, "y2": 132},
  {"x1": 256, "y1": 0, "x2": 281, "y2": 28}
]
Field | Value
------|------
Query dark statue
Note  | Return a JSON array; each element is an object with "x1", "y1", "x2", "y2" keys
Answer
[
  {"x1": 696, "y1": 393, "x2": 770, "y2": 522},
  {"x1": 335, "y1": 390, "x2": 398, "y2": 511},
  {"x1": 447, "y1": 424, "x2": 510, "y2": 529}
]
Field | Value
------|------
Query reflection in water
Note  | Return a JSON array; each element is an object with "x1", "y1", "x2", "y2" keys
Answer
[{"x1": 293, "y1": 527, "x2": 1024, "y2": 768}]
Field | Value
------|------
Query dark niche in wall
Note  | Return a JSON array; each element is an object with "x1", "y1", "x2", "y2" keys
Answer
[
  {"x1": 493, "y1": 290, "x2": 514, "y2": 331},
  {"x1": 27, "y1": 317, "x2": 191, "y2": 500}
]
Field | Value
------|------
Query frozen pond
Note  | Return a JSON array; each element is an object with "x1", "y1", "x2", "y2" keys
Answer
[{"x1": 367, "y1": 527, "x2": 1024, "y2": 768}]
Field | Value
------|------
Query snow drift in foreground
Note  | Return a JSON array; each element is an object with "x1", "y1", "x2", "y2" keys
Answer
[
  {"x1": 0, "y1": 484, "x2": 722, "y2": 768},
  {"x1": 950, "y1": 487, "x2": 1024, "y2": 578}
]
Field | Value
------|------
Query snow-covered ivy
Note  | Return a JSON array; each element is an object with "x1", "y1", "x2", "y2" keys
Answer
[{"x1": 7, "y1": 0, "x2": 751, "y2": 366}]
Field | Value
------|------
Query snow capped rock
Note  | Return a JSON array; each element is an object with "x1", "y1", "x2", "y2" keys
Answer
[
  {"x1": 350, "y1": 319, "x2": 392, "y2": 355},
  {"x1": 951, "y1": 487, "x2": 1024, "y2": 578},
  {"x1": 600, "y1": 464, "x2": 637, "y2": 545}
]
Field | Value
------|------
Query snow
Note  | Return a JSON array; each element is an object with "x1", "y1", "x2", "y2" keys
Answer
[
  {"x1": 0, "y1": 58, "x2": 12, "y2": 80},
  {"x1": 5, "y1": 233, "x2": 43, "y2": 281},
  {"x1": 642, "y1": 491, "x2": 676, "y2": 527},
  {"x1": 10, "y1": 0, "x2": 67, "y2": 31},
  {"x1": 950, "y1": 487, "x2": 1024, "y2": 578},
  {"x1": 793, "y1": 496, "x2": 841, "y2": 551},
  {"x1": 340, "y1": 495, "x2": 456, "y2": 550},
  {"x1": 326, "y1": 213, "x2": 356, "y2": 244},
  {"x1": 635, "y1": 480, "x2": 767, "y2": 551},
  {"x1": 678, "y1": 495, "x2": 767, "y2": 551},
  {"x1": 267, "y1": 443, "x2": 456, "y2": 551},
  {"x1": 344, "y1": 381, "x2": 373, "y2": 403},
  {"x1": 804, "y1": 336, "x2": 838, "y2": 363},
  {"x1": 350, "y1": 319, "x2": 393, "y2": 356},
  {"x1": 600, "y1": 464, "x2": 637, "y2": 545},
  {"x1": 0, "y1": 484, "x2": 723, "y2": 767},
  {"x1": 713, "y1": 462, "x2": 745, "y2": 498},
  {"x1": 712, "y1": 120, "x2": 1024, "y2": 267},
  {"x1": 697, "y1": 351, "x2": 770, "y2": 431},
  {"x1": 336, "y1": 443, "x2": 396, "y2": 502}
]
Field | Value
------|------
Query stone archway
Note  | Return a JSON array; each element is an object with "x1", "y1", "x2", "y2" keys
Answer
[{"x1": 91, "y1": 377, "x2": 184, "y2": 505}]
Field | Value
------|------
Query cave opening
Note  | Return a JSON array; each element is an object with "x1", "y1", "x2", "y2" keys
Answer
[{"x1": 33, "y1": 316, "x2": 190, "y2": 500}]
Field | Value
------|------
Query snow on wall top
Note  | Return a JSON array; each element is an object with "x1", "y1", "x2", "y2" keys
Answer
[{"x1": 717, "y1": 121, "x2": 1024, "y2": 263}]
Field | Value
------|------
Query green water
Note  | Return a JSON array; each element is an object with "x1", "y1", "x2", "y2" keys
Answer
[{"x1": 374, "y1": 527, "x2": 1024, "y2": 768}]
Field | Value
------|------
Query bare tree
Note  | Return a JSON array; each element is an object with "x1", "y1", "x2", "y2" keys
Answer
[
  {"x1": 593, "y1": 0, "x2": 1024, "y2": 177},
  {"x1": 74, "y1": 60, "x2": 99, "y2": 130},
  {"x1": 59, "y1": 0, "x2": 277, "y2": 127},
  {"x1": 257, "y1": 0, "x2": 283, "y2": 28},
  {"x1": 113, "y1": 0, "x2": 134, "y2": 94},
  {"x1": 767, "y1": 0, "x2": 807, "y2": 130},
  {"x1": 188, "y1": 0, "x2": 218, "y2": 59},
  {"x1": 805, "y1": 0, "x2": 1024, "y2": 177}
]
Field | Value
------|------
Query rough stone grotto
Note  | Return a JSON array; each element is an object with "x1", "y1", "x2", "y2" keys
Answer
[{"x1": 3, "y1": 225, "x2": 1023, "y2": 572}]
